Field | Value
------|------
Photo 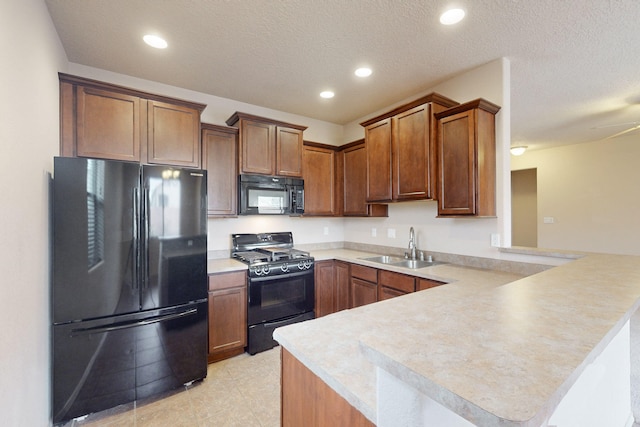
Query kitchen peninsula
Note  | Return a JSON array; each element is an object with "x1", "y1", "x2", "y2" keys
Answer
[{"x1": 273, "y1": 252, "x2": 640, "y2": 426}]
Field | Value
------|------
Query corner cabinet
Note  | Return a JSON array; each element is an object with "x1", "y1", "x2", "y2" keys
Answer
[
  {"x1": 435, "y1": 98, "x2": 501, "y2": 217},
  {"x1": 59, "y1": 73, "x2": 205, "y2": 168},
  {"x1": 360, "y1": 93, "x2": 459, "y2": 203},
  {"x1": 202, "y1": 123, "x2": 238, "y2": 217},
  {"x1": 225, "y1": 112, "x2": 307, "y2": 177},
  {"x1": 339, "y1": 140, "x2": 388, "y2": 217},
  {"x1": 208, "y1": 271, "x2": 247, "y2": 363}
]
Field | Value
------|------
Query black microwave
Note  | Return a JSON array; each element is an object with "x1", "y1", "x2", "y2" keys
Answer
[{"x1": 238, "y1": 174, "x2": 304, "y2": 215}]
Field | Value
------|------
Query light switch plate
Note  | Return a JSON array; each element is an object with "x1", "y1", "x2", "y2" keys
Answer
[
  {"x1": 388, "y1": 228, "x2": 396, "y2": 238},
  {"x1": 490, "y1": 233, "x2": 501, "y2": 247},
  {"x1": 543, "y1": 217, "x2": 555, "y2": 224},
  {"x1": 371, "y1": 228, "x2": 377, "y2": 237},
  {"x1": 323, "y1": 226, "x2": 329, "y2": 235}
]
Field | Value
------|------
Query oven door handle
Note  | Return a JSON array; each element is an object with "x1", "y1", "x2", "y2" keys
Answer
[
  {"x1": 262, "y1": 312, "x2": 312, "y2": 329},
  {"x1": 249, "y1": 268, "x2": 313, "y2": 283}
]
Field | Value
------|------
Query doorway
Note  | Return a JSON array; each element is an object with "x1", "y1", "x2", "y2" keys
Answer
[{"x1": 511, "y1": 168, "x2": 538, "y2": 247}]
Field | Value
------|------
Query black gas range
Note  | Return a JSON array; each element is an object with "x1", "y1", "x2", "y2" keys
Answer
[{"x1": 231, "y1": 232, "x2": 315, "y2": 355}]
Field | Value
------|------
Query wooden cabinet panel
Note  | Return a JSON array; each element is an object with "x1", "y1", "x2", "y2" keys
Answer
[
  {"x1": 282, "y1": 348, "x2": 374, "y2": 427},
  {"x1": 351, "y1": 277, "x2": 377, "y2": 308},
  {"x1": 226, "y1": 112, "x2": 307, "y2": 177},
  {"x1": 436, "y1": 98, "x2": 500, "y2": 217},
  {"x1": 147, "y1": 100, "x2": 201, "y2": 167},
  {"x1": 350, "y1": 264, "x2": 378, "y2": 283},
  {"x1": 303, "y1": 143, "x2": 336, "y2": 216},
  {"x1": 315, "y1": 260, "x2": 336, "y2": 318},
  {"x1": 59, "y1": 73, "x2": 205, "y2": 168},
  {"x1": 417, "y1": 278, "x2": 446, "y2": 291},
  {"x1": 361, "y1": 93, "x2": 459, "y2": 204},
  {"x1": 207, "y1": 271, "x2": 247, "y2": 363},
  {"x1": 202, "y1": 124, "x2": 238, "y2": 216},
  {"x1": 378, "y1": 270, "x2": 415, "y2": 294},
  {"x1": 340, "y1": 141, "x2": 387, "y2": 217},
  {"x1": 76, "y1": 86, "x2": 142, "y2": 161},
  {"x1": 379, "y1": 286, "x2": 407, "y2": 300},
  {"x1": 335, "y1": 261, "x2": 350, "y2": 312},
  {"x1": 277, "y1": 127, "x2": 304, "y2": 177},
  {"x1": 240, "y1": 119, "x2": 275, "y2": 175},
  {"x1": 365, "y1": 118, "x2": 392, "y2": 202}
]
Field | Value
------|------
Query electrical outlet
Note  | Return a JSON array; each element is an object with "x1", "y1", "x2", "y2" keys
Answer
[
  {"x1": 388, "y1": 228, "x2": 396, "y2": 238},
  {"x1": 371, "y1": 228, "x2": 377, "y2": 237},
  {"x1": 323, "y1": 226, "x2": 329, "y2": 236},
  {"x1": 543, "y1": 217, "x2": 555, "y2": 224},
  {"x1": 490, "y1": 233, "x2": 501, "y2": 247}
]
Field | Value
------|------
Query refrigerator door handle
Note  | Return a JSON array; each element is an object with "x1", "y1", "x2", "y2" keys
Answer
[
  {"x1": 142, "y1": 184, "x2": 150, "y2": 291},
  {"x1": 70, "y1": 308, "x2": 198, "y2": 336},
  {"x1": 132, "y1": 187, "x2": 140, "y2": 291}
]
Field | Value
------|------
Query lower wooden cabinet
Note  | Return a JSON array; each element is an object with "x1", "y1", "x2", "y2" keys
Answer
[
  {"x1": 378, "y1": 269, "x2": 415, "y2": 300},
  {"x1": 315, "y1": 260, "x2": 350, "y2": 317},
  {"x1": 350, "y1": 264, "x2": 378, "y2": 308},
  {"x1": 208, "y1": 270, "x2": 247, "y2": 363},
  {"x1": 417, "y1": 278, "x2": 446, "y2": 291}
]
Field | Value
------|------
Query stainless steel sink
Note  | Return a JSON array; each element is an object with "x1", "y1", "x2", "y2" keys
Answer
[
  {"x1": 390, "y1": 259, "x2": 445, "y2": 269},
  {"x1": 362, "y1": 255, "x2": 405, "y2": 264},
  {"x1": 361, "y1": 256, "x2": 446, "y2": 269}
]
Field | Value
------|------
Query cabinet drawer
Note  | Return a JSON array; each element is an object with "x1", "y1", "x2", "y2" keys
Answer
[
  {"x1": 379, "y1": 285, "x2": 407, "y2": 301},
  {"x1": 351, "y1": 264, "x2": 378, "y2": 283},
  {"x1": 417, "y1": 278, "x2": 446, "y2": 291},
  {"x1": 379, "y1": 270, "x2": 415, "y2": 293},
  {"x1": 208, "y1": 270, "x2": 247, "y2": 291}
]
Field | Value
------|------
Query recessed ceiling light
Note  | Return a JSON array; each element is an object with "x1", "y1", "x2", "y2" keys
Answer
[
  {"x1": 355, "y1": 67, "x2": 372, "y2": 77},
  {"x1": 143, "y1": 34, "x2": 168, "y2": 49},
  {"x1": 320, "y1": 91, "x2": 335, "y2": 99},
  {"x1": 440, "y1": 8, "x2": 465, "y2": 25}
]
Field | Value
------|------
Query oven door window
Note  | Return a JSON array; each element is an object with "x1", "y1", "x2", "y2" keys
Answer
[
  {"x1": 248, "y1": 188, "x2": 288, "y2": 214},
  {"x1": 248, "y1": 270, "x2": 314, "y2": 325}
]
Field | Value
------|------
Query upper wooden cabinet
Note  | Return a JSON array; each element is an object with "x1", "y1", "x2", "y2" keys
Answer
[
  {"x1": 435, "y1": 98, "x2": 501, "y2": 217},
  {"x1": 225, "y1": 112, "x2": 307, "y2": 177},
  {"x1": 302, "y1": 142, "x2": 337, "y2": 216},
  {"x1": 360, "y1": 93, "x2": 459, "y2": 203},
  {"x1": 59, "y1": 73, "x2": 205, "y2": 168},
  {"x1": 339, "y1": 140, "x2": 388, "y2": 217},
  {"x1": 202, "y1": 123, "x2": 238, "y2": 217}
]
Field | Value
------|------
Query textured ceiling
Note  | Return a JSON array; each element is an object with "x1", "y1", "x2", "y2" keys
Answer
[{"x1": 45, "y1": 0, "x2": 640, "y2": 150}]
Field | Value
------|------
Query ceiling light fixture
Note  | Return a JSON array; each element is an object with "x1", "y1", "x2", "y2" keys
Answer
[
  {"x1": 439, "y1": 8, "x2": 465, "y2": 25},
  {"x1": 354, "y1": 67, "x2": 372, "y2": 77},
  {"x1": 320, "y1": 91, "x2": 335, "y2": 99},
  {"x1": 510, "y1": 146, "x2": 528, "y2": 156},
  {"x1": 143, "y1": 34, "x2": 168, "y2": 49}
]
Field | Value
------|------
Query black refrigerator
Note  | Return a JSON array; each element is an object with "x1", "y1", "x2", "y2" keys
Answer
[{"x1": 51, "y1": 157, "x2": 208, "y2": 424}]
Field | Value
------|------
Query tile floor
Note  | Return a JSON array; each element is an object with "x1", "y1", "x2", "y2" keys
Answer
[{"x1": 61, "y1": 348, "x2": 281, "y2": 427}]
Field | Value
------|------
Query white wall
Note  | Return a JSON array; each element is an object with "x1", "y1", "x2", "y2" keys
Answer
[
  {"x1": 511, "y1": 134, "x2": 640, "y2": 255},
  {"x1": 0, "y1": 0, "x2": 68, "y2": 425}
]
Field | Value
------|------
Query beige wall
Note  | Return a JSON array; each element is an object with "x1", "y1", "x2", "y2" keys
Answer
[
  {"x1": 511, "y1": 134, "x2": 640, "y2": 255},
  {"x1": 0, "y1": 0, "x2": 68, "y2": 424}
]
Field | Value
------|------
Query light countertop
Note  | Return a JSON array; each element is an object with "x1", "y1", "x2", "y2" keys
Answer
[{"x1": 273, "y1": 252, "x2": 640, "y2": 425}]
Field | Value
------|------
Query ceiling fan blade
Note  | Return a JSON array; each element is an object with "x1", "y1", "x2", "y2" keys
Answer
[{"x1": 606, "y1": 124, "x2": 640, "y2": 139}]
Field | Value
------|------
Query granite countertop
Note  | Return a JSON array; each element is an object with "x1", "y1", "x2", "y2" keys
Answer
[{"x1": 273, "y1": 252, "x2": 640, "y2": 426}]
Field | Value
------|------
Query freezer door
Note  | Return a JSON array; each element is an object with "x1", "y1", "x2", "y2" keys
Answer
[
  {"x1": 52, "y1": 301, "x2": 208, "y2": 424},
  {"x1": 142, "y1": 165, "x2": 207, "y2": 311},
  {"x1": 53, "y1": 157, "x2": 141, "y2": 324}
]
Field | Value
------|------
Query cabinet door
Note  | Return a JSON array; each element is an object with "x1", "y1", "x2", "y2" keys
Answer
[
  {"x1": 351, "y1": 277, "x2": 377, "y2": 308},
  {"x1": 315, "y1": 260, "x2": 335, "y2": 318},
  {"x1": 202, "y1": 126, "x2": 238, "y2": 216},
  {"x1": 240, "y1": 119, "x2": 276, "y2": 175},
  {"x1": 365, "y1": 118, "x2": 392, "y2": 202},
  {"x1": 208, "y1": 286, "x2": 247, "y2": 359},
  {"x1": 303, "y1": 145, "x2": 335, "y2": 215},
  {"x1": 437, "y1": 109, "x2": 476, "y2": 215},
  {"x1": 379, "y1": 286, "x2": 407, "y2": 301},
  {"x1": 76, "y1": 86, "x2": 142, "y2": 162},
  {"x1": 393, "y1": 104, "x2": 434, "y2": 200},
  {"x1": 335, "y1": 261, "x2": 350, "y2": 312},
  {"x1": 147, "y1": 100, "x2": 201, "y2": 167},
  {"x1": 342, "y1": 143, "x2": 368, "y2": 216},
  {"x1": 276, "y1": 127, "x2": 303, "y2": 177}
]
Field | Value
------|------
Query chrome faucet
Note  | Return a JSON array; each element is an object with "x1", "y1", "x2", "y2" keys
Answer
[{"x1": 407, "y1": 227, "x2": 417, "y2": 260}]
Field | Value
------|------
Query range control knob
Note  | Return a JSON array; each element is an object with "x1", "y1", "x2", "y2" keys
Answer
[{"x1": 280, "y1": 263, "x2": 290, "y2": 273}]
